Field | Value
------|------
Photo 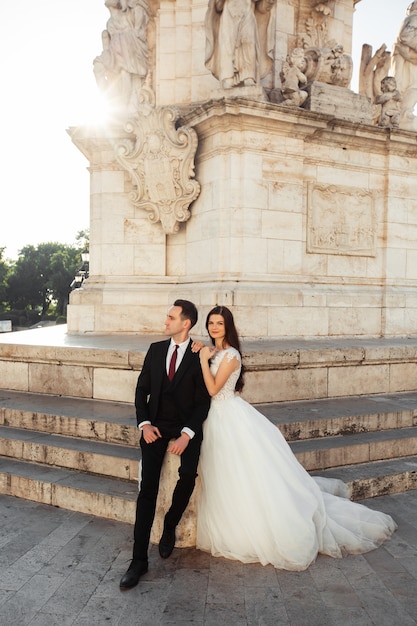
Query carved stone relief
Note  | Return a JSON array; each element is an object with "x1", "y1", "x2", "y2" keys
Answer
[
  {"x1": 299, "y1": 1, "x2": 332, "y2": 50},
  {"x1": 307, "y1": 183, "x2": 376, "y2": 257},
  {"x1": 114, "y1": 107, "x2": 200, "y2": 234}
]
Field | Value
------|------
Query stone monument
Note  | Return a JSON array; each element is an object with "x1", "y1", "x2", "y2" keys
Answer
[{"x1": 67, "y1": 0, "x2": 417, "y2": 340}]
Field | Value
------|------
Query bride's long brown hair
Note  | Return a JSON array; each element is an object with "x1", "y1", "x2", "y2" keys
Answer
[{"x1": 205, "y1": 305, "x2": 245, "y2": 392}]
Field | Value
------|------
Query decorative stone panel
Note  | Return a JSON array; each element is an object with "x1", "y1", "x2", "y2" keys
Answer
[{"x1": 307, "y1": 182, "x2": 376, "y2": 257}]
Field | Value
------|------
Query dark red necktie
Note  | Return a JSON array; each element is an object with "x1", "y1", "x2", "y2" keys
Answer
[{"x1": 168, "y1": 345, "x2": 179, "y2": 381}]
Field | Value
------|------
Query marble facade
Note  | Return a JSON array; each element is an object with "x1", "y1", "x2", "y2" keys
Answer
[{"x1": 67, "y1": 0, "x2": 417, "y2": 339}]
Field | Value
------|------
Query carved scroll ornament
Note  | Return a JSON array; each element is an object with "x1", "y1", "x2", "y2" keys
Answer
[{"x1": 115, "y1": 107, "x2": 200, "y2": 234}]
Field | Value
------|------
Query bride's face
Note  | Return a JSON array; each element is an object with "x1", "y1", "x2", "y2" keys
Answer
[{"x1": 207, "y1": 314, "x2": 226, "y2": 342}]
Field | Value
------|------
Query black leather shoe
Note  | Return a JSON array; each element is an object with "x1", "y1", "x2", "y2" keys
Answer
[
  {"x1": 159, "y1": 526, "x2": 176, "y2": 559},
  {"x1": 119, "y1": 559, "x2": 148, "y2": 589}
]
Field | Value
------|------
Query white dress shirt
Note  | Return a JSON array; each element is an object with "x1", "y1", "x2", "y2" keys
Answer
[{"x1": 139, "y1": 338, "x2": 195, "y2": 439}]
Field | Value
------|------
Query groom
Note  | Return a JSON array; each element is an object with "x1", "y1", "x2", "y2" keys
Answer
[{"x1": 120, "y1": 299, "x2": 211, "y2": 589}]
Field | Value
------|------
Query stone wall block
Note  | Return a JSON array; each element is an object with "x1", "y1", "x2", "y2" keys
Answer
[
  {"x1": 29, "y1": 364, "x2": 93, "y2": 398},
  {"x1": 328, "y1": 364, "x2": 390, "y2": 397}
]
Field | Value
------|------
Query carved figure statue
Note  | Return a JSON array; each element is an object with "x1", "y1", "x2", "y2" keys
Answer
[
  {"x1": 280, "y1": 48, "x2": 308, "y2": 107},
  {"x1": 392, "y1": 1, "x2": 417, "y2": 126},
  {"x1": 376, "y1": 77, "x2": 402, "y2": 129},
  {"x1": 204, "y1": 0, "x2": 276, "y2": 90},
  {"x1": 304, "y1": 42, "x2": 353, "y2": 88},
  {"x1": 359, "y1": 44, "x2": 390, "y2": 101},
  {"x1": 93, "y1": 0, "x2": 149, "y2": 115},
  {"x1": 328, "y1": 44, "x2": 348, "y2": 86}
]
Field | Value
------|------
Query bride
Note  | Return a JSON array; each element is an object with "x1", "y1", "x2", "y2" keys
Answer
[{"x1": 195, "y1": 305, "x2": 396, "y2": 571}]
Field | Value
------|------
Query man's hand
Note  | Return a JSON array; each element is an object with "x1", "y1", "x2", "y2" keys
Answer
[
  {"x1": 167, "y1": 433, "x2": 190, "y2": 455},
  {"x1": 141, "y1": 424, "x2": 162, "y2": 444}
]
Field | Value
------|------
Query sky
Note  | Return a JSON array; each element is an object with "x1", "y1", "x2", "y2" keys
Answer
[{"x1": 0, "y1": 0, "x2": 412, "y2": 260}]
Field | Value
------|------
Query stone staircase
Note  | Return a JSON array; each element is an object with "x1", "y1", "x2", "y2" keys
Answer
[
  {"x1": 0, "y1": 390, "x2": 140, "y2": 523},
  {"x1": 1, "y1": 327, "x2": 417, "y2": 527},
  {"x1": 1, "y1": 387, "x2": 417, "y2": 526}
]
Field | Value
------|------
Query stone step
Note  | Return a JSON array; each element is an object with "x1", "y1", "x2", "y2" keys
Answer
[
  {"x1": 0, "y1": 457, "x2": 137, "y2": 524},
  {"x1": 0, "y1": 389, "x2": 138, "y2": 446},
  {"x1": 257, "y1": 391, "x2": 417, "y2": 440},
  {"x1": 2, "y1": 388, "x2": 417, "y2": 444},
  {"x1": 290, "y1": 426, "x2": 417, "y2": 471},
  {"x1": 0, "y1": 416, "x2": 416, "y2": 479},
  {"x1": 0, "y1": 426, "x2": 139, "y2": 481},
  {"x1": 1, "y1": 455, "x2": 416, "y2": 528},
  {"x1": 311, "y1": 455, "x2": 417, "y2": 500}
]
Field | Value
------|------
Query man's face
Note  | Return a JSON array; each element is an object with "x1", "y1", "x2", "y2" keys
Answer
[{"x1": 164, "y1": 305, "x2": 189, "y2": 338}]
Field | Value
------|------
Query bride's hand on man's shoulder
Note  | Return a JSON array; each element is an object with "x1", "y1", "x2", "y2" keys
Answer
[
  {"x1": 191, "y1": 340, "x2": 205, "y2": 353},
  {"x1": 199, "y1": 345, "x2": 217, "y2": 361}
]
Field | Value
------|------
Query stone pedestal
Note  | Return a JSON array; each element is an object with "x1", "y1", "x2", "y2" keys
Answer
[
  {"x1": 147, "y1": 446, "x2": 198, "y2": 548},
  {"x1": 305, "y1": 82, "x2": 372, "y2": 125},
  {"x1": 210, "y1": 85, "x2": 269, "y2": 103},
  {"x1": 67, "y1": 99, "x2": 417, "y2": 340}
]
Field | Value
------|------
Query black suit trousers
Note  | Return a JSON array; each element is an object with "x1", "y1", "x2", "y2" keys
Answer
[{"x1": 133, "y1": 430, "x2": 203, "y2": 560}]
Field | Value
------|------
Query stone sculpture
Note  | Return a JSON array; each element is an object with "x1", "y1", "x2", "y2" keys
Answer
[
  {"x1": 359, "y1": 43, "x2": 391, "y2": 125},
  {"x1": 359, "y1": 44, "x2": 391, "y2": 101},
  {"x1": 376, "y1": 76, "x2": 401, "y2": 129},
  {"x1": 304, "y1": 42, "x2": 352, "y2": 89},
  {"x1": 93, "y1": 0, "x2": 149, "y2": 117},
  {"x1": 280, "y1": 48, "x2": 308, "y2": 107},
  {"x1": 392, "y1": 0, "x2": 417, "y2": 128},
  {"x1": 204, "y1": 0, "x2": 276, "y2": 90}
]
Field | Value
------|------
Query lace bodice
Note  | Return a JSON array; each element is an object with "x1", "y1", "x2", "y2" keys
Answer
[{"x1": 210, "y1": 347, "x2": 241, "y2": 401}]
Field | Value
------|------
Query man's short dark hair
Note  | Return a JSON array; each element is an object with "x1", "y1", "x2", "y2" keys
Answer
[{"x1": 173, "y1": 299, "x2": 198, "y2": 328}]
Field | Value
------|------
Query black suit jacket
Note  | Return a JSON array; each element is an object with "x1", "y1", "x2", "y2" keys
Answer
[{"x1": 135, "y1": 339, "x2": 211, "y2": 436}]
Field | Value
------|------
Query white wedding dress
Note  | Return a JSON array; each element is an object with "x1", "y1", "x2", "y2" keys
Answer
[{"x1": 196, "y1": 348, "x2": 397, "y2": 571}]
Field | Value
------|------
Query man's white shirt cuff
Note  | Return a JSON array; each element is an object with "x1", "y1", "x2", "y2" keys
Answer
[
  {"x1": 181, "y1": 427, "x2": 195, "y2": 439},
  {"x1": 139, "y1": 422, "x2": 194, "y2": 439}
]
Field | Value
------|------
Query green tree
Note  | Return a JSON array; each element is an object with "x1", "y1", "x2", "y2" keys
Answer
[
  {"x1": 7, "y1": 245, "x2": 44, "y2": 312},
  {"x1": 7, "y1": 242, "x2": 82, "y2": 318},
  {"x1": 0, "y1": 247, "x2": 11, "y2": 309},
  {"x1": 49, "y1": 246, "x2": 81, "y2": 316}
]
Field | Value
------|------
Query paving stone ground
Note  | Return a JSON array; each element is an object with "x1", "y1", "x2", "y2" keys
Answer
[{"x1": 1, "y1": 490, "x2": 417, "y2": 625}]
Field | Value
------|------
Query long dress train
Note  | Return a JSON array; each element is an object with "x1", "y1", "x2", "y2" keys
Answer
[{"x1": 196, "y1": 348, "x2": 397, "y2": 571}]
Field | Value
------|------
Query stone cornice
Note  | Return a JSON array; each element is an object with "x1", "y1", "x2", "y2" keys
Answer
[{"x1": 178, "y1": 98, "x2": 417, "y2": 157}]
